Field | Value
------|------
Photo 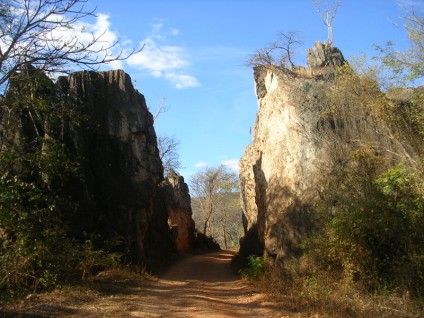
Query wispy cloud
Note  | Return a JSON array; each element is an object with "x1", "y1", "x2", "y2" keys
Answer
[
  {"x1": 165, "y1": 72, "x2": 201, "y2": 89},
  {"x1": 221, "y1": 159, "x2": 240, "y2": 173},
  {"x1": 75, "y1": 13, "x2": 124, "y2": 69},
  {"x1": 195, "y1": 161, "x2": 208, "y2": 168},
  {"x1": 126, "y1": 21, "x2": 200, "y2": 89}
]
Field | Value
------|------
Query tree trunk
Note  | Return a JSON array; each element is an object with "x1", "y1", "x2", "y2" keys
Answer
[
  {"x1": 222, "y1": 224, "x2": 228, "y2": 249},
  {"x1": 203, "y1": 220, "x2": 208, "y2": 235},
  {"x1": 327, "y1": 24, "x2": 333, "y2": 46}
]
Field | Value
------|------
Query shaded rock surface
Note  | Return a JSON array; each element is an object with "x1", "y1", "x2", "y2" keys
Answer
[
  {"x1": 162, "y1": 170, "x2": 196, "y2": 253},
  {"x1": 58, "y1": 70, "x2": 164, "y2": 264},
  {"x1": 239, "y1": 46, "x2": 416, "y2": 262},
  {"x1": 0, "y1": 68, "x2": 199, "y2": 268}
]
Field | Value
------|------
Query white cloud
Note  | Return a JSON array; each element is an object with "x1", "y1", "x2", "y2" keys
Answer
[
  {"x1": 126, "y1": 22, "x2": 200, "y2": 89},
  {"x1": 49, "y1": 13, "x2": 126, "y2": 70},
  {"x1": 165, "y1": 72, "x2": 200, "y2": 89},
  {"x1": 170, "y1": 27, "x2": 180, "y2": 36},
  {"x1": 195, "y1": 161, "x2": 208, "y2": 168},
  {"x1": 47, "y1": 14, "x2": 198, "y2": 89},
  {"x1": 128, "y1": 38, "x2": 189, "y2": 76},
  {"x1": 221, "y1": 159, "x2": 240, "y2": 173}
]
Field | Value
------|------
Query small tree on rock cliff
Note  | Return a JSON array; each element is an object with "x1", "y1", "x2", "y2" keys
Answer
[
  {"x1": 246, "y1": 31, "x2": 303, "y2": 69},
  {"x1": 312, "y1": 0, "x2": 341, "y2": 46}
]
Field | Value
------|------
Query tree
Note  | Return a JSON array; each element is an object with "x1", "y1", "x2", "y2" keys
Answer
[
  {"x1": 312, "y1": 0, "x2": 341, "y2": 46},
  {"x1": 209, "y1": 191, "x2": 242, "y2": 249},
  {"x1": 190, "y1": 165, "x2": 239, "y2": 236},
  {"x1": 157, "y1": 135, "x2": 182, "y2": 176},
  {"x1": 0, "y1": 0, "x2": 141, "y2": 94},
  {"x1": 375, "y1": 12, "x2": 424, "y2": 85},
  {"x1": 152, "y1": 97, "x2": 170, "y2": 120},
  {"x1": 246, "y1": 31, "x2": 303, "y2": 69}
]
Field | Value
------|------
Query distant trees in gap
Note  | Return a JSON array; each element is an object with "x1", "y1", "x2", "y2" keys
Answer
[{"x1": 190, "y1": 165, "x2": 242, "y2": 249}]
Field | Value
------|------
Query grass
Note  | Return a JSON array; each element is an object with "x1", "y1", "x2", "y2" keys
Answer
[
  {"x1": 0, "y1": 267, "x2": 152, "y2": 317},
  {"x1": 250, "y1": 260, "x2": 424, "y2": 318}
]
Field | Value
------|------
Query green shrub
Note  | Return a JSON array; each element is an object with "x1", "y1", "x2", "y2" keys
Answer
[
  {"x1": 307, "y1": 156, "x2": 424, "y2": 296},
  {"x1": 77, "y1": 239, "x2": 122, "y2": 280},
  {"x1": 240, "y1": 255, "x2": 266, "y2": 279}
]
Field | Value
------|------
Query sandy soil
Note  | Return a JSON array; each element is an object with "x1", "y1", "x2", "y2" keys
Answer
[{"x1": 1, "y1": 250, "x2": 297, "y2": 317}]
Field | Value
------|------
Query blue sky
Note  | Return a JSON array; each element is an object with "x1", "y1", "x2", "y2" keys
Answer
[{"x1": 82, "y1": 0, "x2": 423, "y2": 179}]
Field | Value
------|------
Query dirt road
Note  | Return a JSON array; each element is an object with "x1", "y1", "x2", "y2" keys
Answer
[
  {"x1": 137, "y1": 250, "x2": 289, "y2": 317},
  {"x1": 2, "y1": 250, "x2": 294, "y2": 317}
]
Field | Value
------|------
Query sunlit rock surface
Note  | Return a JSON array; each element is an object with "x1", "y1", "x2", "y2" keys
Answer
[{"x1": 239, "y1": 46, "x2": 416, "y2": 262}]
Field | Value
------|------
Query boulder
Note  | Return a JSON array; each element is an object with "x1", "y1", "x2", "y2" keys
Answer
[{"x1": 307, "y1": 41, "x2": 345, "y2": 68}]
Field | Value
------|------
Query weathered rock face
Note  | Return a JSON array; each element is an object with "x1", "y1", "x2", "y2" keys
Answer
[
  {"x1": 145, "y1": 170, "x2": 195, "y2": 260},
  {"x1": 1, "y1": 68, "x2": 198, "y2": 267},
  {"x1": 164, "y1": 170, "x2": 196, "y2": 253},
  {"x1": 56, "y1": 70, "x2": 163, "y2": 263},
  {"x1": 239, "y1": 48, "x2": 416, "y2": 261},
  {"x1": 307, "y1": 41, "x2": 345, "y2": 68}
]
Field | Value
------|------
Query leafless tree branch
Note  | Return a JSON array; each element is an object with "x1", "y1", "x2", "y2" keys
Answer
[
  {"x1": 0, "y1": 0, "x2": 143, "y2": 94},
  {"x1": 246, "y1": 31, "x2": 303, "y2": 69},
  {"x1": 312, "y1": 0, "x2": 341, "y2": 46}
]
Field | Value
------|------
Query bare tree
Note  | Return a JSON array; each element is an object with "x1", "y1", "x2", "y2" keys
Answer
[
  {"x1": 0, "y1": 0, "x2": 142, "y2": 93},
  {"x1": 272, "y1": 31, "x2": 303, "y2": 69},
  {"x1": 152, "y1": 97, "x2": 170, "y2": 120},
  {"x1": 246, "y1": 31, "x2": 302, "y2": 70},
  {"x1": 312, "y1": 0, "x2": 341, "y2": 46},
  {"x1": 190, "y1": 165, "x2": 239, "y2": 236},
  {"x1": 157, "y1": 135, "x2": 182, "y2": 176}
]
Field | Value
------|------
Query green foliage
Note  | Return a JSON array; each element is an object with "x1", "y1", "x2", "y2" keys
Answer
[
  {"x1": 77, "y1": 240, "x2": 122, "y2": 280},
  {"x1": 0, "y1": 166, "x2": 76, "y2": 297},
  {"x1": 0, "y1": 144, "x2": 123, "y2": 298},
  {"x1": 306, "y1": 153, "x2": 424, "y2": 296},
  {"x1": 240, "y1": 255, "x2": 266, "y2": 279},
  {"x1": 375, "y1": 13, "x2": 424, "y2": 86}
]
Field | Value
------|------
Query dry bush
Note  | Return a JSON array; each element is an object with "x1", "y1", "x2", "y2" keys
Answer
[{"x1": 255, "y1": 256, "x2": 422, "y2": 318}]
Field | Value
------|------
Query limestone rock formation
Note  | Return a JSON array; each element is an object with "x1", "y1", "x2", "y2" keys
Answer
[
  {"x1": 1, "y1": 68, "x2": 198, "y2": 268},
  {"x1": 56, "y1": 70, "x2": 164, "y2": 264},
  {"x1": 239, "y1": 49, "x2": 416, "y2": 261},
  {"x1": 307, "y1": 41, "x2": 345, "y2": 68},
  {"x1": 163, "y1": 170, "x2": 196, "y2": 253}
]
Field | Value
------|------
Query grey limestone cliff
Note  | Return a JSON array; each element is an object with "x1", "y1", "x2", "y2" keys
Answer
[{"x1": 0, "y1": 68, "x2": 197, "y2": 267}]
